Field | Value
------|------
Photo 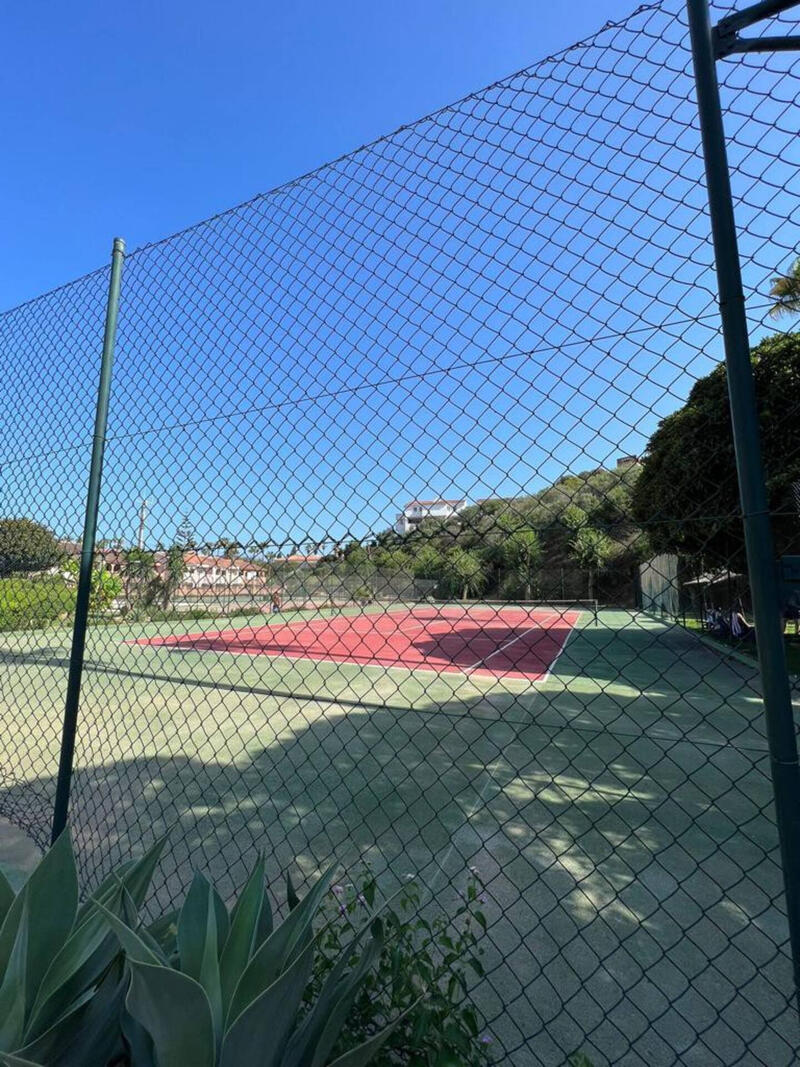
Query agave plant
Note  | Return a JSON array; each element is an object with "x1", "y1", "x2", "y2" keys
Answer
[
  {"x1": 0, "y1": 831, "x2": 164, "y2": 1067},
  {"x1": 97, "y1": 859, "x2": 406, "y2": 1067}
]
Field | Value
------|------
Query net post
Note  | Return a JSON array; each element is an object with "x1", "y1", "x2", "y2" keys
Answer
[
  {"x1": 687, "y1": 0, "x2": 800, "y2": 1014},
  {"x1": 51, "y1": 237, "x2": 125, "y2": 844}
]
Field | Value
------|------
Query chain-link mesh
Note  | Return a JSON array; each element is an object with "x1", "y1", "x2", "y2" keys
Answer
[{"x1": 2, "y1": 0, "x2": 800, "y2": 1062}]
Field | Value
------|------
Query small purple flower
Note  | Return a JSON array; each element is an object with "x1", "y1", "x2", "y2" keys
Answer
[
  {"x1": 357, "y1": 893, "x2": 368, "y2": 907},
  {"x1": 479, "y1": 1035, "x2": 493, "y2": 1045},
  {"x1": 332, "y1": 884, "x2": 344, "y2": 898},
  {"x1": 338, "y1": 903, "x2": 347, "y2": 916},
  {"x1": 478, "y1": 893, "x2": 488, "y2": 904}
]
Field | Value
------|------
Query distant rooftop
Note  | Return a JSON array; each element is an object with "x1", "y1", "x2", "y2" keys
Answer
[{"x1": 404, "y1": 498, "x2": 466, "y2": 507}]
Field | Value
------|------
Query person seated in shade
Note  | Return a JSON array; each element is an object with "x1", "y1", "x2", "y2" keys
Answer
[
  {"x1": 729, "y1": 603, "x2": 753, "y2": 641},
  {"x1": 707, "y1": 607, "x2": 729, "y2": 638}
]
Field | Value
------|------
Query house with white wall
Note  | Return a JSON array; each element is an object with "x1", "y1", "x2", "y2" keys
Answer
[{"x1": 395, "y1": 498, "x2": 467, "y2": 535}]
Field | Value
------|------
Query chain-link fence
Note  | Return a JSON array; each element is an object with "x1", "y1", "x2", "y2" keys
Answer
[{"x1": 2, "y1": 0, "x2": 800, "y2": 1062}]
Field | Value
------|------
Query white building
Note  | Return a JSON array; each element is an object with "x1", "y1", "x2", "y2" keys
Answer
[{"x1": 395, "y1": 498, "x2": 467, "y2": 535}]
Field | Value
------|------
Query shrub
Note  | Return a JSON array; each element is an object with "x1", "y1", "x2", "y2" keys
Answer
[
  {"x1": 0, "y1": 575, "x2": 76, "y2": 631},
  {"x1": 95, "y1": 859, "x2": 407, "y2": 1067},
  {"x1": 62, "y1": 560, "x2": 123, "y2": 613},
  {"x1": 0, "y1": 834, "x2": 495, "y2": 1067},
  {"x1": 311, "y1": 870, "x2": 494, "y2": 1066}
]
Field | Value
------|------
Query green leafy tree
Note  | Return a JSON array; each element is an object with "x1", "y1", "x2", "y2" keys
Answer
[
  {"x1": 0, "y1": 518, "x2": 62, "y2": 576},
  {"x1": 770, "y1": 256, "x2": 800, "y2": 318},
  {"x1": 501, "y1": 527, "x2": 542, "y2": 600},
  {"x1": 411, "y1": 544, "x2": 444, "y2": 580},
  {"x1": 176, "y1": 516, "x2": 197, "y2": 550},
  {"x1": 442, "y1": 547, "x2": 485, "y2": 600},
  {"x1": 632, "y1": 331, "x2": 800, "y2": 565},
  {"x1": 64, "y1": 559, "x2": 123, "y2": 611},
  {"x1": 160, "y1": 544, "x2": 187, "y2": 609},
  {"x1": 342, "y1": 541, "x2": 370, "y2": 573},
  {"x1": 561, "y1": 505, "x2": 587, "y2": 532},
  {"x1": 570, "y1": 527, "x2": 613, "y2": 600},
  {"x1": 372, "y1": 547, "x2": 412, "y2": 573},
  {"x1": 124, "y1": 548, "x2": 158, "y2": 612}
]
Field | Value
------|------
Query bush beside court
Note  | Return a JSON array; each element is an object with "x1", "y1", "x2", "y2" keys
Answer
[{"x1": 0, "y1": 575, "x2": 75, "y2": 631}]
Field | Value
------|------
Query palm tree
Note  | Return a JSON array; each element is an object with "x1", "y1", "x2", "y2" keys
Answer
[
  {"x1": 769, "y1": 256, "x2": 800, "y2": 318},
  {"x1": 569, "y1": 527, "x2": 613, "y2": 601},
  {"x1": 502, "y1": 528, "x2": 542, "y2": 601}
]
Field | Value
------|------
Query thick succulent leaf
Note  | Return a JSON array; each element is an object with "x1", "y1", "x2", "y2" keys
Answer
[
  {"x1": 211, "y1": 884, "x2": 230, "y2": 954},
  {"x1": 255, "y1": 885, "x2": 273, "y2": 946},
  {"x1": 178, "y1": 873, "x2": 211, "y2": 974},
  {"x1": 226, "y1": 865, "x2": 335, "y2": 1026},
  {"x1": 25, "y1": 882, "x2": 126, "y2": 1041},
  {"x1": 121, "y1": 1007, "x2": 156, "y2": 1067},
  {"x1": 286, "y1": 870, "x2": 300, "y2": 911},
  {"x1": 326, "y1": 1005, "x2": 417, "y2": 1067},
  {"x1": 15, "y1": 989, "x2": 95, "y2": 1063},
  {"x1": 309, "y1": 923, "x2": 384, "y2": 1067},
  {"x1": 0, "y1": 894, "x2": 28, "y2": 1053},
  {"x1": 0, "y1": 870, "x2": 14, "y2": 928},
  {"x1": 45, "y1": 969, "x2": 127, "y2": 1067},
  {"x1": 94, "y1": 903, "x2": 165, "y2": 967},
  {"x1": 219, "y1": 941, "x2": 313, "y2": 1067},
  {"x1": 146, "y1": 909, "x2": 179, "y2": 960},
  {"x1": 219, "y1": 856, "x2": 267, "y2": 1014},
  {"x1": 0, "y1": 832, "x2": 77, "y2": 1014},
  {"x1": 177, "y1": 874, "x2": 223, "y2": 1043},
  {"x1": 76, "y1": 837, "x2": 166, "y2": 926},
  {"x1": 125, "y1": 959, "x2": 215, "y2": 1067},
  {"x1": 283, "y1": 917, "x2": 382, "y2": 1067}
]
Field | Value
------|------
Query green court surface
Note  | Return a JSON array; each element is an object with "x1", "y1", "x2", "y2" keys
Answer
[{"x1": 1, "y1": 607, "x2": 798, "y2": 1064}]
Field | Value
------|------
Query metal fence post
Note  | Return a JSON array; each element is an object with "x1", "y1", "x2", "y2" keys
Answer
[
  {"x1": 687, "y1": 0, "x2": 800, "y2": 1011},
  {"x1": 51, "y1": 237, "x2": 125, "y2": 843}
]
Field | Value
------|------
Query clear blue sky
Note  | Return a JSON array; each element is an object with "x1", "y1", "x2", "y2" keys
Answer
[
  {"x1": 0, "y1": 0, "x2": 797, "y2": 550},
  {"x1": 0, "y1": 0, "x2": 639, "y2": 310}
]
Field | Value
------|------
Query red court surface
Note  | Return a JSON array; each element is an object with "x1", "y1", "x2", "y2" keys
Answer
[{"x1": 135, "y1": 605, "x2": 581, "y2": 681}]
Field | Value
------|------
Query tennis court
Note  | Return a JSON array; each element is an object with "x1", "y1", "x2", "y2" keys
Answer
[
  {"x1": 134, "y1": 603, "x2": 586, "y2": 681},
  {"x1": 1, "y1": 606, "x2": 798, "y2": 1063}
]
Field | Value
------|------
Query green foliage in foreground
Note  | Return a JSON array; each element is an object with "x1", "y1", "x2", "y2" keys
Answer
[
  {"x1": 96, "y1": 860, "x2": 404, "y2": 1067},
  {"x1": 0, "y1": 834, "x2": 496, "y2": 1066},
  {"x1": 312, "y1": 872, "x2": 493, "y2": 1067},
  {"x1": 0, "y1": 832, "x2": 165, "y2": 1066}
]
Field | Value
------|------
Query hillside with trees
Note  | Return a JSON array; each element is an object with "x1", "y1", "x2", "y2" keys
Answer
[{"x1": 316, "y1": 460, "x2": 646, "y2": 606}]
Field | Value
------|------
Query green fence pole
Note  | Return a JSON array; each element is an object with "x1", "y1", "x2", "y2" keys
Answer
[
  {"x1": 687, "y1": 0, "x2": 800, "y2": 1012},
  {"x1": 52, "y1": 237, "x2": 125, "y2": 844}
]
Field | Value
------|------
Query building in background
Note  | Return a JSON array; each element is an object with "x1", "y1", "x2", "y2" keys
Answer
[{"x1": 394, "y1": 498, "x2": 467, "y2": 535}]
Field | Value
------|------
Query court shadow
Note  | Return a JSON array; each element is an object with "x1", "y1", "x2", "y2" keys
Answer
[
  {"x1": 409, "y1": 621, "x2": 574, "y2": 673},
  {"x1": 1, "y1": 675, "x2": 797, "y2": 1063},
  {"x1": 0, "y1": 683, "x2": 796, "y2": 1063}
]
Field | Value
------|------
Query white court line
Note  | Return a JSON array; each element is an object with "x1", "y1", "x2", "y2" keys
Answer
[
  {"x1": 428, "y1": 755, "x2": 506, "y2": 897},
  {"x1": 535, "y1": 612, "x2": 585, "y2": 685},
  {"x1": 462, "y1": 610, "x2": 563, "y2": 674}
]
